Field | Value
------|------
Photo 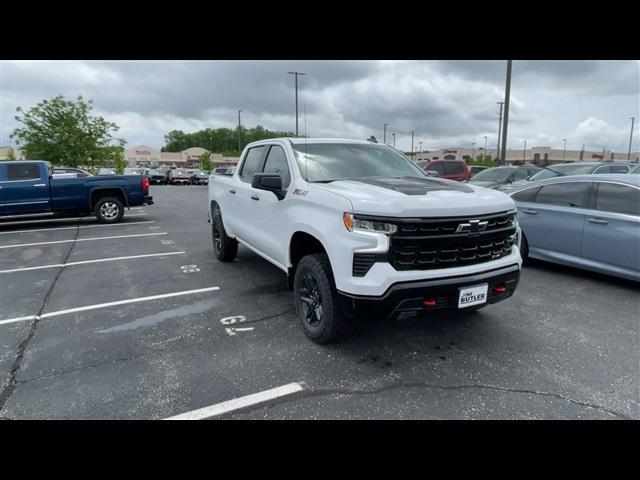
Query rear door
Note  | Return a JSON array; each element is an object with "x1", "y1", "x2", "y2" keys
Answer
[
  {"x1": 581, "y1": 181, "x2": 640, "y2": 276},
  {"x1": 0, "y1": 162, "x2": 51, "y2": 215},
  {"x1": 519, "y1": 181, "x2": 591, "y2": 260}
]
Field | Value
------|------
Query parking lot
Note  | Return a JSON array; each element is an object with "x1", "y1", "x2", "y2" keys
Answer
[{"x1": 0, "y1": 184, "x2": 638, "y2": 420}]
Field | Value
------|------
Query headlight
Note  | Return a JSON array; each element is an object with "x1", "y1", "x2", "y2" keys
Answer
[{"x1": 343, "y1": 213, "x2": 397, "y2": 235}]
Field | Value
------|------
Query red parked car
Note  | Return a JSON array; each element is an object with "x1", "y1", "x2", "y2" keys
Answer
[{"x1": 420, "y1": 159, "x2": 470, "y2": 181}]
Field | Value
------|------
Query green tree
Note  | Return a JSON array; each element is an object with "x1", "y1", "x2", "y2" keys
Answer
[
  {"x1": 199, "y1": 150, "x2": 212, "y2": 171},
  {"x1": 163, "y1": 125, "x2": 294, "y2": 153},
  {"x1": 111, "y1": 147, "x2": 128, "y2": 174},
  {"x1": 10, "y1": 95, "x2": 124, "y2": 167},
  {"x1": 6, "y1": 147, "x2": 17, "y2": 160}
]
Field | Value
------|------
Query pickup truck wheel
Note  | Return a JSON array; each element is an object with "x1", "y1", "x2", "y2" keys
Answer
[
  {"x1": 520, "y1": 232, "x2": 529, "y2": 260},
  {"x1": 95, "y1": 197, "x2": 124, "y2": 223},
  {"x1": 294, "y1": 254, "x2": 347, "y2": 344},
  {"x1": 212, "y1": 211, "x2": 238, "y2": 261}
]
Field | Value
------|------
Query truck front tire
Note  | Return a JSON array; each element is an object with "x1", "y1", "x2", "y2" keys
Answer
[
  {"x1": 293, "y1": 253, "x2": 348, "y2": 344},
  {"x1": 95, "y1": 197, "x2": 124, "y2": 223},
  {"x1": 212, "y1": 210, "x2": 238, "y2": 262}
]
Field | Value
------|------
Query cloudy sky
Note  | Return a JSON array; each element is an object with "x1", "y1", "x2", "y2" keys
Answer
[{"x1": 1, "y1": 60, "x2": 638, "y2": 153}]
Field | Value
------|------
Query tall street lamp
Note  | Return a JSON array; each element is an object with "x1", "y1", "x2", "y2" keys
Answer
[
  {"x1": 562, "y1": 138, "x2": 567, "y2": 162},
  {"x1": 471, "y1": 142, "x2": 475, "y2": 160},
  {"x1": 411, "y1": 131, "x2": 415, "y2": 160},
  {"x1": 237, "y1": 110, "x2": 242, "y2": 153},
  {"x1": 392, "y1": 133, "x2": 396, "y2": 147},
  {"x1": 496, "y1": 101, "x2": 505, "y2": 164},
  {"x1": 383, "y1": 123, "x2": 389, "y2": 144},
  {"x1": 523, "y1": 139, "x2": 527, "y2": 162},
  {"x1": 287, "y1": 71, "x2": 306, "y2": 136},
  {"x1": 629, "y1": 117, "x2": 635, "y2": 162},
  {"x1": 419, "y1": 141, "x2": 423, "y2": 160},
  {"x1": 483, "y1": 136, "x2": 488, "y2": 160}
]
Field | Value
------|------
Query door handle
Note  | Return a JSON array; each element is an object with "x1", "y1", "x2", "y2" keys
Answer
[
  {"x1": 251, "y1": 195, "x2": 260, "y2": 201},
  {"x1": 33, "y1": 183, "x2": 47, "y2": 187},
  {"x1": 229, "y1": 189, "x2": 236, "y2": 194},
  {"x1": 521, "y1": 209, "x2": 538, "y2": 215},
  {"x1": 587, "y1": 218, "x2": 608, "y2": 225}
]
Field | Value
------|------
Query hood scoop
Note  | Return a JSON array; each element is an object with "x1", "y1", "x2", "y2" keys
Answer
[{"x1": 351, "y1": 176, "x2": 473, "y2": 195}]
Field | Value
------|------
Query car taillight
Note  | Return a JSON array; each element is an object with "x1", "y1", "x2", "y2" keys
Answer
[{"x1": 141, "y1": 176, "x2": 149, "y2": 194}]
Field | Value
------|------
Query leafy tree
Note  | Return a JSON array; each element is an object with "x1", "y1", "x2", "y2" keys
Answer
[
  {"x1": 163, "y1": 125, "x2": 294, "y2": 153},
  {"x1": 111, "y1": 147, "x2": 128, "y2": 174},
  {"x1": 6, "y1": 147, "x2": 17, "y2": 160},
  {"x1": 199, "y1": 150, "x2": 212, "y2": 171},
  {"x1": 10, "y1": 95, "x2": 124, "y2": 167}
]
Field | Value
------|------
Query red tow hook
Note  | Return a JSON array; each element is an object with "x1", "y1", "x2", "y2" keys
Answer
[
  {"x1": 423, "y1": 298, "x2": 437, "y2": 307},
  {"x1": 493, "y1": 284, "x2": 507, "y2": 294}
]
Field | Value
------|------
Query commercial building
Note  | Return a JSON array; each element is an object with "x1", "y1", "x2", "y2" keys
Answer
[
  {"x1": 413, "y1": 146, "x2": 640, "y2": 165},
  {"x1": 124, "y1": 145, "x2": 239, "y2": 169}
]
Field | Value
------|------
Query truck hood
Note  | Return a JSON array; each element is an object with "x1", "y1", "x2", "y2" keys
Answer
[{"x1": 312, "y1": 177, "x2": 515, "y2": 217}]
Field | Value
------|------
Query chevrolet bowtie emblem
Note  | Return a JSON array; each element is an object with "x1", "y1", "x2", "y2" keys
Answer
[{"x1": 455, "y1": 219, "x2": 489, "y2": 234}]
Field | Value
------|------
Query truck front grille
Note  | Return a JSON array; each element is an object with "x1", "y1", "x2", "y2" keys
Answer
[{"x1": 351, "y1": 211, "x2": 517, "y2": 276}]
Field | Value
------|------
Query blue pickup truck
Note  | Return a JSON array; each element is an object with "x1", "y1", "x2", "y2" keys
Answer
[{"x1": 0, "y1": 160, "x2": 153, "y2": 223}]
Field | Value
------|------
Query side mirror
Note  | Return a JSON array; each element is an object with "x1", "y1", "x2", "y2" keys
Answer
[
  {"x1": 426, "y1": 170, "x2": 440, "y2": 177},
  {"x1": 252, "y1": 173, "x2": 285, "y2": 200}
]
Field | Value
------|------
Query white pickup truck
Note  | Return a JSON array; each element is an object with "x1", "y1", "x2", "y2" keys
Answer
[{"x1": 208, "y1": 138, "x2": 522, "y2": 343}]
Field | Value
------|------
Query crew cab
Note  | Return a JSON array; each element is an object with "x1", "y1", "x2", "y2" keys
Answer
[
  {"x1": 208, "y1": 138, "x2": 522, "y2": 343},
  {"x1": 0, "y1": 160, "x2": 153, "y2": 223}
]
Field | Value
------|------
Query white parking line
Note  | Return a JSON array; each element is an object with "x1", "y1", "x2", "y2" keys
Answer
[
  {"x1": 0, "y1": 221, "x2": 155, "y2": 235},
  {"x1": 0, "y1": 214, "x2": 146, "y2": 227},
  {"x1": 0, "y1": 251, "x2": 187, "y2": 274},
  {"x1": 0, "y1": 286, "x2": 220, "y2": 326},
  {"x1": 164, "y1": 383, "x2": 304, "y2": 420},
  {"x1": 0, "y1": 232, "x2": 167, "y2": 249}
]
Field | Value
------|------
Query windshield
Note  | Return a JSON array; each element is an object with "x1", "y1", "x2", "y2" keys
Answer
[
  {"x1": 291, "y1": 143, "x2": 424, "y2": 182},
  {"x1": 529, "y1": 163, "x2": 596, "y2": 181},
  {"x1": 471, "y1": 167, "x2": 513, "y2": 182}
]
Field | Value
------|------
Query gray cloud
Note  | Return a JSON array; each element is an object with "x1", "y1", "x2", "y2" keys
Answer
[{"x1": 1, "y1": 60, "x2": 638, "y2": 153}]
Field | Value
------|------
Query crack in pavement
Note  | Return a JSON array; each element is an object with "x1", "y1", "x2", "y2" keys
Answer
[
  {"x1": 0, "y1": 223, "x2": 82, "y2": 413},
  {"x1": 220, "y1": 381, "x2": 633, "y2": 420}
]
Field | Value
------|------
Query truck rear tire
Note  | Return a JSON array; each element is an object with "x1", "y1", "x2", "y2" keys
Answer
[
  {"x1": 212, "y1": 210, "x2": 238, "y2": 262},
  {"x1": 293, "y1": 253, "x2": 348, "y2": 344},
  {"x1": 95, "y1": 197, "x2": 124, "y2": 223}
]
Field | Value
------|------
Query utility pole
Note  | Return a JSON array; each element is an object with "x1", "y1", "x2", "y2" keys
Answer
[
  {"x1": 384, "y1": 123, "x2": 389, "y2": 144},
  {"x1": 419, "y1": 141, "x2": 423, "y2": 160},
  {"x1": 411, "y1": 131, "x2": 415, "y2": 161},
  {"x1": 499, "y1": 60, "x2": 512, "y2": 165},
  {"x1": 562, "y1": 138, "x2": 567, "y2": 162},
  {"x1": 287, "y1": 71, "x2": 306, "y2": 136},
  {"x1": 629, "y1": 117, "x2": 635, "y2": 162},
  {"x1": 523, "y1": 139, "x2": 527, "y2": 162},
  {"x1": 483, "y1": 136, "x2": 488, "y2": 160},
  {"x1": 392, "y1": 133, "x2": 396, "y2": 147},
  {"x1": 496, "y1": 101, "x2": 505, "y2": 164},
  {"x1": 237, "y1": 110, "x2": 242, "y2": 153},
  {"x1": 471, "y1": 142, "x2": 475, "y2": 161}
]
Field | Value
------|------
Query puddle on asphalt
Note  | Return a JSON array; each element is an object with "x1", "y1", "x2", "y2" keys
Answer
[{"x1": 96, "y1": 298, "x2": 220, "y2": 333}]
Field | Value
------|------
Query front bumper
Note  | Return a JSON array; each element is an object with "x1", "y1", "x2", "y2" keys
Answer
[{"x1": 338, "y1": 264, "x2": 520, "y2": 319}]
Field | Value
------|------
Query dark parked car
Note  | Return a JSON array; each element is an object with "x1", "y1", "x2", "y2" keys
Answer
[
  {"x1": 191, "y1": 170, "x2": 210, "y2": 185},
  {"x1": 509, "y1": 174, "x2": 639, "y2": 281},
  {"x1": 419, "y1": 159, "x2": 470, "y2": 181},
  {"x1": 168, "y1": 169, "x2": 192, "y2": 185},
  {"x1": 470, "y1": 166, "x2": 541, "y2": 189},
  {"x1": 147, "y1": 168, "x2": 168, "y2": 185}
]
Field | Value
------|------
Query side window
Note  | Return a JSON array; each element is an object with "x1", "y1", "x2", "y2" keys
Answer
[
  {"x1": 534, "y1": 182, "x2": 590, "y2": 208},
  {"x1": 593, "y1": 165, "x2": 610, "y2": 174},
  {"x1": 511, "y1": 187, "x2": 540, "y2": 203},
  {"x1": 444, "y1": 162, "x2": 464, "y2": 175},
  {"x1": 262, "y1": 146, "x2": 291, "y2": 187},
  {"x1": 6, "y1": 163, "x2": 41, "y2": 181},
  {"x1": 513, "y1": 169, "x2": 529, "y2": 181},
  {"x1": 430, "y1": 162, "x2": 445, "y2": 174},
  {"x1": 608, "y1": 164, "x2": 630, "y2": 174},
  {"x1": 595, "y1": 183, "x2": 640, "y2": 216},
  {"x1": 239, "y1": 146, "x2": 266, "y2": 183}
]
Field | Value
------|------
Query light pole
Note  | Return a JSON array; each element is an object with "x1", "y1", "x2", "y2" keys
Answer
[
  {"x1": 287, "y1": 71, "x2": 306, "y2": 136},
  {"x1": 384, "y1": 123, "x2": 389, "y2": 144},
  {"x1": 523, "y1": 139, "x2": 527, "y2": 162},
  {"x1": 499, "y1": 60, "x2": 512, "y2": 165},
  {"x1": 602, "y1": 146, "x2": 606, "y2": 161},
  {"x1": 629, "y1": 117, "x2": 635, "y2": 162},
  {"x1": 419, "y1": 141, "x2": 423, "y2": 160},
  {"x1": 411, "y1": 131, "x2": 415, "y2": 161},
  {"x1": 392, "y1": 133, "x2": 396, "y2": 147},
  {"x1": 237, "y1": 110, "x2": 242, "y2": 153},
  {"x1": 562, "y1": 138, "x2": 567, "y2": 162},
  {"x1": 483, "y1": 136, "x2": 488, "y2": 160},
  {"x1": 496, "y1": 101, "x2": 505, "y2": 165},
  {"x1": 472, "y1": 142, "x2": 475, "y2": 160}
]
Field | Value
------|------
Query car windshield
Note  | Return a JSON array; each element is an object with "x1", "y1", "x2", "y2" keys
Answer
[
  {"x1": 471, "y1": 167, "x2": 514, "y2": 182},
  {"x1": 291, "y1": 143, "x2": 424, "y2": 182},
  {"x1": 528, "y1": 163, "x2": 596, "y2": 181},
  {"x1": 629, "y1": 165, "x2": 640, "y2": 174}
]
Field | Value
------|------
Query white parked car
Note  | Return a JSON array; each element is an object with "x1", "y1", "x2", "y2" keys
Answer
[{"x1": 208, "y1": 138, "x2": 522, "y2": 343}]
